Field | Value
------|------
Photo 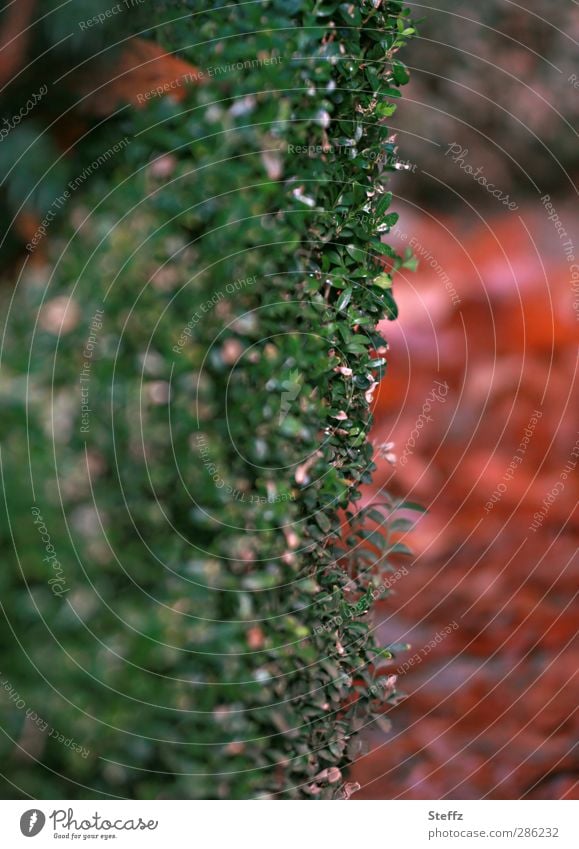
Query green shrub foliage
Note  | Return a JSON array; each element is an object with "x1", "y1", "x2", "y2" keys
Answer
[{"x1": 0, "y1": 0, "x2": 416, "y2": 798}]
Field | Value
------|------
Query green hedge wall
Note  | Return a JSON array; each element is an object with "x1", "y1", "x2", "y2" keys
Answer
[{"x1": 0, "y1": 0, "x2": 416, "y2": 799}]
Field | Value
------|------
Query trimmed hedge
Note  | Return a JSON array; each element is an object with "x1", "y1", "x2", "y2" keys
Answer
[{"x1": 0, "y1": 0, "x2": 416, "y2": 799}]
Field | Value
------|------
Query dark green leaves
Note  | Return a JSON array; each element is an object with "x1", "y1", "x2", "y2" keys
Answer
[{"x1": 0, "y1": 0, "x2": 417, "y2": 802}]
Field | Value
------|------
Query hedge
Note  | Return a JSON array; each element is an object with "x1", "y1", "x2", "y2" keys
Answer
[{"x1": 0, "y1": 0, "x2": 417, "y2": 799}]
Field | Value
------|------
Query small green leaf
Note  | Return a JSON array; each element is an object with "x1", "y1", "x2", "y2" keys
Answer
[
  {"x1": 376, "y1": 192, "x2": 393, "y2": 215},
  {"x1": 392, "y1": 61, "x2": 410, "y2": 85},
  {"x1": 315, "y1": 512, "x2": 332, "y2": 533},
  {"x1": 399, "y1": 501, "x2": 427, "y2": 513},
  {"x1": 389, "y1": 542, "x2": 413, "y2": 556},
  {"x1": 402, "y1": 255, "x2": 419, "y2": 271},
  {"x1": 336, "y1": 287, "x2": 353, "y2": 311},
  {"x1": 376, "y1": 102, "x2": 397, "y2": 118},
  {"x1": 390, "y1": 518, "x2": 415, "y2": 533},
  {"x1": 345, "y1": 244, "x2": 366, "y2": 262},
  {"x1": 373, "y1": 272, "x2": 392, "y2": 290}
]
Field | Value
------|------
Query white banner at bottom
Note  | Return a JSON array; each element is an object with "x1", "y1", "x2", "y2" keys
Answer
[{"x1": 2, "y1": 799, "x2": 577, "y2": 848}]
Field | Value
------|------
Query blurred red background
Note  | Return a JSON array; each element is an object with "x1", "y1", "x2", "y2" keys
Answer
[{"x1": 351, "y1": 198, "x2": 579, "y2": 799}]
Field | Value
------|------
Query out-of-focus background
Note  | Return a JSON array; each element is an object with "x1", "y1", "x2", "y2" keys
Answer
[
  {"x1": 351, "y1": 1, "x2": 579, "y2": 799},
  {"x1": 0, "y1": 0, "x2": 577, "y2": 803}
]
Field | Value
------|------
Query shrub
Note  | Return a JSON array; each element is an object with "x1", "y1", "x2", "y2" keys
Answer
[{"x1": 0, "y1": 0, "x2": 416, "y2": 799}]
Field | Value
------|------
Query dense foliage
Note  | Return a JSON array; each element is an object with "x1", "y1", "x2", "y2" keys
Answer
[
  {"x1": 0, "y1": 0, "x2": 416, "y2": 799},
  {"x1": 389, "y1": 0, "x2": 578, "y2": 206}
]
